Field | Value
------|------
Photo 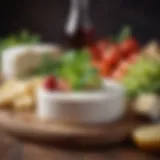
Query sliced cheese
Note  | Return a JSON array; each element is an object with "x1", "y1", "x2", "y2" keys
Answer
[{"x1": 13, "y1": 94, "x2": 34, "y2": 111}]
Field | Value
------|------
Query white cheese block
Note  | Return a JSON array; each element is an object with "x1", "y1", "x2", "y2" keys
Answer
[
  {"x1": 2, "y1": 44, "x2": 61, "y2": 79},
  {"x1": 134, "y1": 93, "x2": 160, "y2": 120},
  {"x1": 36, "y1": 80, "x2": 126, "y2": 124}
]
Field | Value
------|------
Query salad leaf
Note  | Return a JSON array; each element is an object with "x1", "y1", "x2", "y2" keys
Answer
[
  {"x1": 110, "y1": 25, "x2": 132, "y2": 43},
  {"x1": 32, "y1": 54, "x2": 61, "y2": 76},
  {"x1": 0, "y1": 30, "x2": 40, "y2": 69},
  {"x1": 116, "y1": 25, "x2": 132, "y2": 42},
  {"x1": 18, "y1": 30, "x2": 40, "y2": 43},
  {"x1": 0, "y1": 30, "x2": 40, "y2": 54},
  {"x1": 122, "y1": 57, "x2": 160, "y2": 97},
  {"x1": 33, "y1": 49, "x2": 102, "y2": 91}
]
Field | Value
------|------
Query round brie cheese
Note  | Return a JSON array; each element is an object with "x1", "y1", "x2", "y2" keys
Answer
[{"x1": 36, "y1": 80, "x2": 126, "y2": 124}]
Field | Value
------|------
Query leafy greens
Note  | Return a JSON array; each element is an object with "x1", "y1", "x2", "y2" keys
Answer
[
  {"x1": 33, "y1": 49, "x2": 102, "y2": 91},
  {"x1": 0, "y1": 30, "x2": 40, "y2": 54}
]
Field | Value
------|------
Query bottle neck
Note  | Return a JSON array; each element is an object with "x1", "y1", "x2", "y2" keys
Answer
[
  {"x1": 66, "y1": 0, "x2": 91, "y2": 34},
  {"x1": 65, "y1": 0, "x2": 79, "y2": 35},
  {"x1": 70, "y1": 0, "x2": 80, "y2": 10},
  {"x1": 65, "y1": 0, "x2": 94, "y2": 49},
  {"x1": 79, "y1": 0, "x2": 91, "y2": 28},
  {"x1": 69, "y1": 0, "x2": 89, "y2": 11}
]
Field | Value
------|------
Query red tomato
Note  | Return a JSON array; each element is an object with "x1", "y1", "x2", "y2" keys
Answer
[
  {"x1": 43, "y1": 76, "x2": 58, "y2": 90},
  {"x1": 127, "y1": 53, "x2": 138, "y2": 63},
  {"x1": 117, "y1": 60, "x2": 130, "y2": 74},
  {"x1": 96, "y1": 39, "x2": 109, "y2": 52},
  {"x1": 100, "y1": 63, "x2": 111, "y2": 77},
  {"x1": 111, "y1": 70, "x2": 124, "y2": 81},
  {"x1": 111, "y1": 61, "x2": 130, "y2": 81},
  {"x1": 90, "y1": 39, "x2": 112, "y2": 60},
  {"x1": 120, "y1": 37, "x2": 140, "y2": 57},
  {"x1": 103, "y1": 45, "x2": 122, "y2": 66},
  {"x1": 89, "y1": 45, "x2": 103, "y2": 60}
]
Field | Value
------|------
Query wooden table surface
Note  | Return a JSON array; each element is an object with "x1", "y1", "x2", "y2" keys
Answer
[
  {"x1": 0, "y1": 107, "x2": 159, "y2": 160},
  {"x1": 0, "y1": 129, "x2": 159, "y2": 160}
]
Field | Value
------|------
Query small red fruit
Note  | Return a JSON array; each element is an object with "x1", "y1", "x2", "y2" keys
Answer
[
  {"x1": 111, "y1": 61, "x2": 130, "y2": 80},
  {"x1": 127, "y1": 53, "x2": 138, "y2": 63},
  {"x1": 89, "y1": 45, "x2": 102, "y2": 60},
  {"x1": 111, "y1": 70, "x2": 124, "y2": 81},
  {"x1": 120, "y1": 37, "x2": 139, "y2": 57},
  {"x1": 117, "y1": 60, "x2": 130, "y2": 74},
  {"x1": 44, "y1": 76, "x2": 58, "y2": 90},
  {"x1": 89, "y1": 40, "x2": 111, "y2": 60},
  {"x1": 96, "y1": 39, "x2": 109, "y2": 52},
  {"x1": 100, "y1": 63, "x2": 111, "y2": 77},
  {"x1": 103, "y1": 45, "x2": 121, "y2": 65}
]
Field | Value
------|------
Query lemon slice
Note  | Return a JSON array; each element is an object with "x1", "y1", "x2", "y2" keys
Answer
[{"x1": 133, "y1": 124, "x2": 160, "y2": 151}]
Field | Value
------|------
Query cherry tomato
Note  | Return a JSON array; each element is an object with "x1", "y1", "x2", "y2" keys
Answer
[
  {"x1": 89, "y1": 45, "x2": 102, "y2": 60},
  {"x1": 100, "y1": 62, "x2": 111, "y2": 77},
  {"x1": 127, "y1": 53, "x2": 138, "y2": 63},
  {"x1": 96, "y1": 39, "x2": 110, "y2": 52},
  {"x1": 89, "y1": 39, "x2": 112, "y2": 60},
  {"x1": 111, "y1": 70, "x2": 124, "y2": 81},
  {"x1": 117, "y1": 60, "x2": 130, "y2": 74},
  {"x1": 102, "y1": 45, "x2": 122, "y2": 66},
  {"x1": 111, "y1": 60, "x2": 130, "y2": 81},
  {"x1": 43, "y1": 76, "x2": 58, "y2": 90},
  {"x1": 120, "y1": 37, "x2": 140, "y2": 57}
]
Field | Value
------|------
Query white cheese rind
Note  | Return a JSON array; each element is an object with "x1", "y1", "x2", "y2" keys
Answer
[
  {"x1": 2, "y1": 44, "x2": 61, "y2": 79},
  {"x1": 36, "y1": 80, "x2": 125, "y2": 124}
]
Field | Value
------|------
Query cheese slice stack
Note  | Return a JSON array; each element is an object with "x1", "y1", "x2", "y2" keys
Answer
[{"x1": 2, "y1": 44, "x2": 61, "y2": 79}]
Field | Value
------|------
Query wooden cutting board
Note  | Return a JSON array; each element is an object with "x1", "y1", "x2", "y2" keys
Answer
[{"x1": 0, "y1": 109, "x2": 143, "y2": 147}]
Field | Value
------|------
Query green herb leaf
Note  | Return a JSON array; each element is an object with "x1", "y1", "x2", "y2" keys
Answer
[
  {"x1": 33, "y1": 49, "x2": 102, "y2": 91},
  {"x1": 116, "y1": 25, "x2": 132, "y2": 43}
]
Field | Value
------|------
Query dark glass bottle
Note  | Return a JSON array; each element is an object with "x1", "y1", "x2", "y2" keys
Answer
[{"x1": 65, "y1": 0, "x2": 95, "y2": 49}]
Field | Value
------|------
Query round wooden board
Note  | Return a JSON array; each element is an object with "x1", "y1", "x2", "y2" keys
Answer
[{"x1": 0, "y1": 110, "x2": 139, "y2": 147}]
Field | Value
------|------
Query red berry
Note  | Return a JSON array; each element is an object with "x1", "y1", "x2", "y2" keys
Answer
[
  {"x1": 103, "y1": 45, "x2": 121, "y2": 65},
  {"x1": 111, "y1": 70, "x2": 124, "y2": 81},
  {"x1": 44, "y1": 76, "x2": 58, "y2": 90},
  {"x1": 127, "y1": 53, "x2": 138, "y2": 63},
  {"x1": 120, "y1": 37, "x2": 139, "y2": 57},
  {"x1": 89, "y1": 45, "x2": 102, "y2": 60},
  {"x1": 96, "y1": 39, "x2": 109, "y2": 52},
  {"x1": 117, "y1": 60, "x2": 130, "y2": 73}
]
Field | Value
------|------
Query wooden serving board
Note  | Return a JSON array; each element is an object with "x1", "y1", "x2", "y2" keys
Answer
[{"x1": 0, "y1": 109, "x2": 144, "y2": 147}]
